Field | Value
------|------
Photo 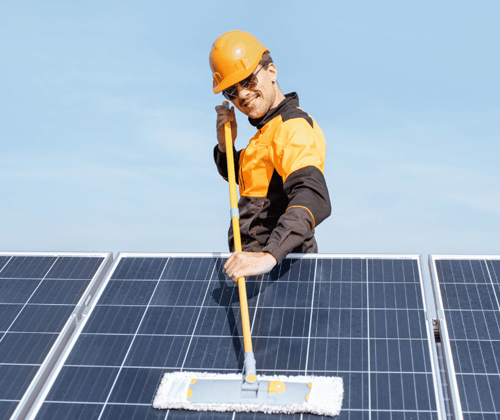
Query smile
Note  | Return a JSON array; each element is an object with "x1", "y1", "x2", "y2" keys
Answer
[{"x1": 242, "y1": 96, "x2": 258, "y2": 108}]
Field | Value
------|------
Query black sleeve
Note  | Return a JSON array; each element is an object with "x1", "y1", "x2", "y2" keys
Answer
[
  {"x1": 262, "y1": 166, "x2": 331, "y2": 263},
  {"x1": 213, "y1": 145, "x2": 241, "y2": 184}
]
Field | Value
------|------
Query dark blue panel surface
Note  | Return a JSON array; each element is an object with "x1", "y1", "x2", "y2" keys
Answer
[
  {"x1": 111, "y1": 257, "x2": 169, "y2": 280},
  {"x1": 0, "y1": 279, "x2": 40, "y2": 303},
  {"x1": 138, "y1": 306, "x2": 202, "y2": 335},
  {"x1": 160, "y1": 257, "x2": 217, "y2": 281},
  {"x1": 35, "y1": 403, "x2": 103, "y2": 420},
  {"x1": 0, "y1": 253, "x2": 109, "y2": 419},
  {"x1": 125, "y1": 336, "x2": 191, "y2": 368},
  {"x1": 45, "y1": 366, "x2": 120, "y2": 402},
  {"x1": 65, "y1": 334, "x2": 134, "y2": 366},
  {"x1": 9, "y1": 305, "x2": 74, "y2": 332},
  {"x1": 30, "y1": 279, "x2": 91, "y2": 304},
  {"x1": 0, "y1": 402, "x2": 19, "y2": 420},
  {"x1": 0, "y1": 304, "x2": 23, "y2": 331},
  {"x1": 0, "y1": 365, "x2": 39, "y2": 399},
  {"x1": 151, "y1": 280, "x2": 217, "y2": 306},
  {"x1": 0, "y1": 333, "x2": 58, "y2": 364},
  {"x1": 109, "y1": 368, "x2": 165, "y2": 404},
  {"x1": 46, "y1": 257, "x2": 104, "y2": 279},
  {"x1": 0, "y1": 256, "x2": 11, "y2": 272},
  {"x1": 488, "y1": 260, "x2": 500, "y2": 284},
  {"x1": 99, "y1": 279, "x2": 158, "y2": 305},
  {"x1": 436, "y1": 258, "x2": 500, "y2": 420},
  {"x1": 446, "y1": 310, "x2": 500, "y2": 340},
  {"x1": 0, "y1": 256, "x2": 56, "y2": 279},
  {"x1": 84, "y1": 306, "x2": 146, "y2": 334},
  {"x1": 34, "y1": 255, "x2": 438, "y2": 420}
]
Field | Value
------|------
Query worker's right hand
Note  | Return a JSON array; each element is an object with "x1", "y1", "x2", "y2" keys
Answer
[
  {"x1": 215, "y1": 104, "x2": 237, "y2": 153},
  {"x1": 223, "y1": 251, "x2": 277, "y2": 283}
]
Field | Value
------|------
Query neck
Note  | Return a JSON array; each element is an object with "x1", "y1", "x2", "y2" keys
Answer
[{"x1": 271, "y1": 87, "x2": 286, "y2": 109}]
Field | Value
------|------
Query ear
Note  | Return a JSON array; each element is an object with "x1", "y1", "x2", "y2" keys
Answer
[{"x1": 266, "y1": 63, "x2": 278, "y2": 80}]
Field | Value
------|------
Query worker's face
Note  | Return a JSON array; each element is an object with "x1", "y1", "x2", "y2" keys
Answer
[{"x1": 230, "y1": 63, "x2": 280, "y2": 119}]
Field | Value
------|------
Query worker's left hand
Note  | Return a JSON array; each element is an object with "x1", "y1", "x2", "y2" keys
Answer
[{"x1": 223, "y1": 251, "x2": 277, "y2": 282}]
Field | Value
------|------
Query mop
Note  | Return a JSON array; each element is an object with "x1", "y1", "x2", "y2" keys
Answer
[{"x1": 153, "y1": 102, "x2": 343, "y2": 416}]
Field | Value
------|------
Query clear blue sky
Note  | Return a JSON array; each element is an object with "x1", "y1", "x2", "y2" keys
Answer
[{"x1": 1, "y1": 1, "x2": 499, "y2": 256}]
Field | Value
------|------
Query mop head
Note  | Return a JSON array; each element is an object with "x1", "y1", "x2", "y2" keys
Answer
[{"x1": 153, "y1": 371, "x2": 343, "y2": 417}]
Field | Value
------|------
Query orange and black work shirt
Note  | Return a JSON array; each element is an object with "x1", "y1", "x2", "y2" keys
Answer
[{"x1": 214, "y1": 92, "x2": 331, "y2": 263}]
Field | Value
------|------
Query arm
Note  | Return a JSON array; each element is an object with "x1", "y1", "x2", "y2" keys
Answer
[
  {"x1": 262, "y1": 166, "x2": 331, "y2": 263},
  {"x1": 222, "y1": 167, "x2": 330, "y2": 281},
  {"x1": 262, "y1": 119, "x2": 331, "y2": 263}
]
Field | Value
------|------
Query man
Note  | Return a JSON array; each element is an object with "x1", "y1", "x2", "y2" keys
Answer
[{"x1": 210, "y1": 30, "x2": 331, "y2": 282}]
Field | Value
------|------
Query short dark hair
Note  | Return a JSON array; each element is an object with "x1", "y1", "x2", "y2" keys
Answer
[{"x1": 259, "y1": 53, "x2": 273, "y2": 68}]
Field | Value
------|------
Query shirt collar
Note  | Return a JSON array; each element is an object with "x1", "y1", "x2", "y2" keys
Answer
[{"x1": 248, "y1": 92, "x2": 299, "y2": 129}]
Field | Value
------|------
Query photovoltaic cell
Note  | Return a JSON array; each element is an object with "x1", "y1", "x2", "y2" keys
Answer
[
  {"x1": 0, "y1": 256, "x2": 10, "y2": 271},
  {"x1": 0, "y1": 253, "x2": 110, "y2": 420},
  {"x1": 33, "y1": 254, "x2": 440, "y2": 420},
  {"x1": 433, "y1": 257, "x2": 500, "y2": 419}
]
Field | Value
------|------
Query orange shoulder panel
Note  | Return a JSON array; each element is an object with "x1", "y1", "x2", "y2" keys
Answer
[{"x1": 271, "y1": 117, "x2": 326, "y2": 182}]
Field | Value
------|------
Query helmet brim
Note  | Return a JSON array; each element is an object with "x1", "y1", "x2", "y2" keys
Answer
[{"x1": 212, "y1": 48, "x2": 270, "y2": 94}]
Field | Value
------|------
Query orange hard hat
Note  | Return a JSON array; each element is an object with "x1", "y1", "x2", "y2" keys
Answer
[{"x1": 209, "y1": 30, "x2": 269, "y2": 94}]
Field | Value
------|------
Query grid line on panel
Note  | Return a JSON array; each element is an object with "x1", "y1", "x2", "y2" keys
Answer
[
  {"x1": 446, "y1": 308, "x2": 500, "y2": 312},
  {"x1": 405, "y1": 259, "x2": 430, "y2": 412},
  {"x1": 380, "y1": 261, "x2": 394, "y2": 414},
  {"x1": 342, "y1": 260, "x2": 356, "y2": 377},
  {"x1": 435, "y1": 257, "x2": 500, "y2": 419},
  {"x1": 249, "y1": 276, "x2": 264, "y2": 337},
  {"x1": 324, "y1": 261, "x2": 334, "y2": 373},
  {"x1": 50, "y1": 364, "x2": 435, "y2": 376},
  {"x1": 32, "y1": 302, "x2": 432, "y2": 311},
  {"x1": 304, "y1": 259, "x2": 317, "y2": 375},
  {"x1": 402, "y1": 261, "x2": 416, "y2": 410},
  {"x1": 95, "y1": 258, "x2": 170, "y2": 420},
  {"x1": 488, "y1": 260, "x2": 500, "y2": 287},
  {"x1": 459, "y1": 261, "x2": 494, "y2": 414},
  {"x1": 179, "y1": 261, "x2": 219, "y2": 370},
  {"x1": 386, "y1": 262, "x2": 396, "y2": 412},
  {"x1": 0, "y1": 257, "x2": 60, "y2": 346},
  {"x1": 0, "y1": 256, "x2": 12, "y2": 274},
  {"x1": 6, "y1": 303, "x2": 77, "y2": 308},
  {"x1": 451, "y1": 338, "x2": 500, "y2": 343},
  {"x1": 485, "y1": 262, "x2": 500, "y2": 312},
  {"x1": 330, "y1": 260, "x2": 339, "y2": 373},
  {"x1": 56, "y1": 331, "x2": 437, "y2": 342},
  {"x1": 366, "y1": 259, "x2": 372, "y2": 418}
]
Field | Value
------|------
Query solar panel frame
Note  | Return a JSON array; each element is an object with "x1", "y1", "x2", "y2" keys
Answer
[
  {"x1": 418, "y1": 255, "x2": 452, "y2": 419},
  {"x1": 24, "y1": 252, "x2": 445, "y2": 420},
  {"x1": 0, "y1": 252, "x2": 113, "y2": 420},
  {"x1": 429, "y1": 255, "x2": 500, "y2": 420}
]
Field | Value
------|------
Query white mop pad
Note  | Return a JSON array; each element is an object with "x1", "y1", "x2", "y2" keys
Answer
[{"x1": 153, "y1": 371, "x2": 343, "y2": 417}]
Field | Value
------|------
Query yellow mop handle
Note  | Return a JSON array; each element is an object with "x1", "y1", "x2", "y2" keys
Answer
[{"x1": 222, "y1": 102, "x2": 253, "y2": 355}]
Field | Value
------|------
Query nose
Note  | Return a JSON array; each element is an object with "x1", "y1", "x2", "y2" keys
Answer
[{"x1": 236, "y1": 84, "x2": 251, "y2": 99}]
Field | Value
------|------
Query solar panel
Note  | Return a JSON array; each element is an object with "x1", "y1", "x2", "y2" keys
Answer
[
  {"x1": 430, "y1": 256, "x2": 500, "y2": 420},
  {"x1": 0, "y1": 252, "x2": 113, "y2": 420},
  {"x1": 28, "y1": 253, "x2": 442, "y2": 419}
]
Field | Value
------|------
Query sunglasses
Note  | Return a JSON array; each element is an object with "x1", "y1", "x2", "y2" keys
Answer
[{"x1": 222, "y1": 65, "x2": 264, "y2": 100}]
